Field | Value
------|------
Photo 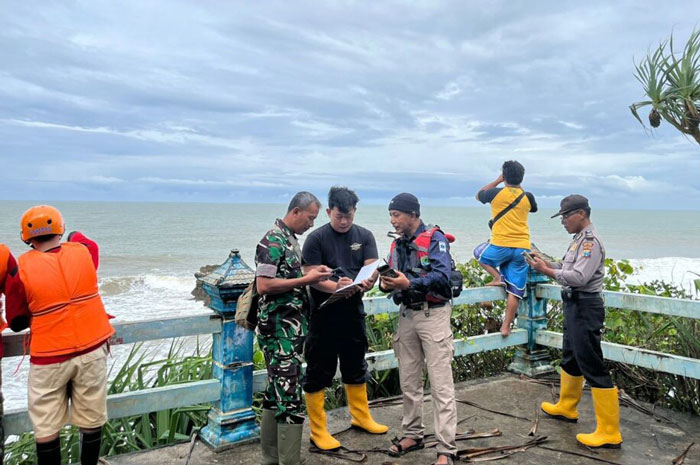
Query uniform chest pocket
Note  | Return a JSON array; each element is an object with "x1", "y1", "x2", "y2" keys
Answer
[
  {"x1": 564, "y1": 250, "x2": 577, "y2": 263},
  {"x1": 284, "y1": 250, "x2": 303, "y2": 277}
]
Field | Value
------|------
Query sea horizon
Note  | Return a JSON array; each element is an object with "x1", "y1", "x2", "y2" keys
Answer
[{"x1": 3, "y1": 197, "x2": 700, "y2": 212}]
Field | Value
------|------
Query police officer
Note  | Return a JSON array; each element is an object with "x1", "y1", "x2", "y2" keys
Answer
[
  {"x1": 381, "y1": 193, "x2": 457, "y2": 465},
  {"x1": 530, "y1": 194, "x2": 623, "y2": 449},
  {"x1": 254, "y1": 192, "x2": 332, "y2": 465},
  {"x1": 302, "y1": 186, "x2": 388, "y2": 452}
]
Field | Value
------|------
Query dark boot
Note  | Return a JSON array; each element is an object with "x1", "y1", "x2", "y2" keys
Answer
[
  {"x1": 277, "y1": 423, "x2": 303, "y2": 465},
  {"x1": 80, "y1": 427, "x2": 102, "y2": 465},
  {"x1": 260, "y1": 409, "x2": 279, "y2": 465},
  {"x1": 36, "y1": 438, "x2": 61, "y2": 465}
]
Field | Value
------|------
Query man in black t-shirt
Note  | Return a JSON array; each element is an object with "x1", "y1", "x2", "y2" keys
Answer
[{"x1": 302, "y1": 186, "x2": 388, "y2": 451}]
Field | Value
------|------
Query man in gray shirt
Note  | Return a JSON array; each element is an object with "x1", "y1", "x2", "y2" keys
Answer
[{"x1": 530, "y1": 195, "x2": 622, "y2": 450}]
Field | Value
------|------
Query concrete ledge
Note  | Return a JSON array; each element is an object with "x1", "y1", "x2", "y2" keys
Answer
[{"x1": 104, "y1": 374, "x2": 700, "y2": 464}]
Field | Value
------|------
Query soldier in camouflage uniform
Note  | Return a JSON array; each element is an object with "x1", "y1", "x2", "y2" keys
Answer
[{"x1": 255, "y1": 191, "x2": 331, "y2": 465}]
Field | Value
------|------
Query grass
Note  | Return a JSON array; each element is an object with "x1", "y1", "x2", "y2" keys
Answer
[{"x1": 4, "y1": 339, "x2": 213, "y2": 465}]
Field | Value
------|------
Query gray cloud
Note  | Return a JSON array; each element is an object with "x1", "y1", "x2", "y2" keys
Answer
[{"x1": 1, "y1": 1, "x2": 700, "y2": 208}]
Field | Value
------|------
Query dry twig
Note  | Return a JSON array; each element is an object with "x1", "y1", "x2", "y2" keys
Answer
[
  {"x1": 538, "y1": 445, "x2": 624, "y2": 465},
  {"x1": 528, "y1": 406, "x2": 539, "y2": 436},
  {"x1": 672, "y1": 442, "x2": 696, "y2": 465},
  {"x1": 456, "y1": 399, "x2": 530, "y2": 421}
]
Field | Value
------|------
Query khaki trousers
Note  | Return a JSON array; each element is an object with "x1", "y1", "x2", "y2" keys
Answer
[
  {"x1": 393, "y1": 302, "x2": 457, "y2": 455},
  {"x1": 28, "y1": 344, "x2": 109, "y2": 438}
]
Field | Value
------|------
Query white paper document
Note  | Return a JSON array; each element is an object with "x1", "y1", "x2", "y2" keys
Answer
[{"x1": 318, "y1": 261, "x2": 379, "y2": 309}]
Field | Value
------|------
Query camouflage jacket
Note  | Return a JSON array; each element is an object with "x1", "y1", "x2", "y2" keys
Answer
[{"x1": 254, "y1": 218, "x2": 309, "y2": 338}]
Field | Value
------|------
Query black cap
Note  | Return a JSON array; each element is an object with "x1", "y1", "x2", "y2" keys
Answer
[
  {"x1": 388, "y1": 193, "x2": 420, "y2": 215},
  {"x1": 551, "y1": 194, "x2": 590, "y2": 218}
]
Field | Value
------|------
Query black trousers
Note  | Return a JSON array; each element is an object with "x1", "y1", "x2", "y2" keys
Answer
[
  {"x1": 303, "y1": 309, "x2": 371, "y2": 393},
  {"x1": 560, "y1": 294, "x2": 614, "y2": 389}
]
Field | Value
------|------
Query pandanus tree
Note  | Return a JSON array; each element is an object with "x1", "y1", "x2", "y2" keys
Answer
[{"x1": 630, "y1": 29, "x2": 700, "y2": 145}]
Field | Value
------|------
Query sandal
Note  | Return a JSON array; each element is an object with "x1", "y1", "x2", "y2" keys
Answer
[
  {"x1": 388, "y1": 436, "x2": 424, "y2": 457},
  {"x1": 433, "y1": 452, "x2": 456, "y2": 465}
]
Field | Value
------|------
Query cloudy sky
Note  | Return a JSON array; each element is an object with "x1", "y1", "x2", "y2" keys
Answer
[{"x1": 1, "y1": 1, "x2": 700, "y2": 208}]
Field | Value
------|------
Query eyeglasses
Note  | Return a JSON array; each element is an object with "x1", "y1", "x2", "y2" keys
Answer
[{"x1": 561, "y1": 210, "x2": 581, "y2": 220}]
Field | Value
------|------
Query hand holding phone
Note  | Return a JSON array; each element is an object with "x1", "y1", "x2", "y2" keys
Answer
[
  {"x1": 522, "y1": 251, "x2": 535, "y2": 264},
  {"x1": 377, "y1": 262, "x2": 398, "y2": 278},
  {"x1": 330, "y1": 267, "x2": 345, "y2": 279}
]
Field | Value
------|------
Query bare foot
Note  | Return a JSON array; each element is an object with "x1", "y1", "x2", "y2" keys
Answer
[
  {"x1": 486, "y1": 280, "x2": 503, "y2": 287},
  {"x1": 389, "y1": 437, "x2": 418, "y2": 455},
  {"x1": 500, "y1": 323, "x2": 511, "y2": 337},
  {"x1": 435, "y1": 455, "x2": 451, "y2": 465}
]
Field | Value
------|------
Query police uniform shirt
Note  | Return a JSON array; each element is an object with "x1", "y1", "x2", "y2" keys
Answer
[
  {"x1": 549, "y1": 223, "x2": 605, "y2": 292},
  {"x1": 302, "y1": 223, "x2": 378, "y2": 314}
]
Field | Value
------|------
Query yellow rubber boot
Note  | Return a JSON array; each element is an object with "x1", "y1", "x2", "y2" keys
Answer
[
  {"x1": 576, "y1": 387, "x2": 623, "y2": 449},
  {"x1": 541, "y1": 369, "x2": 584, "y2": 422},
  {"x1": 345, "y1": 384, "x2": 389, "y2": 434},
  {"x1": 305, "y1": 390, "x2": 341, "y2": 450}
]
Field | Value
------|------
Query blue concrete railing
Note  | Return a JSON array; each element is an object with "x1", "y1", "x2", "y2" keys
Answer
[
  {"x1": 534, "y1": 284, "x2": 700, "y2": 380},
  {"x1": 2, "y1": 275, "x2": 699, "y2": 451}
]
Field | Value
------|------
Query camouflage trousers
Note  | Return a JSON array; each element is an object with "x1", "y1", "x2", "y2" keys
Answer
[{"x1": 258, "y1": 332, "x2": 306, "y2": 425}]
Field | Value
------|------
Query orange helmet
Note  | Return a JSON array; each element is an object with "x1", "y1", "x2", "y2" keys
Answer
[{"x1": 20, "y1": 205, "x2": 66, "y2": 242}]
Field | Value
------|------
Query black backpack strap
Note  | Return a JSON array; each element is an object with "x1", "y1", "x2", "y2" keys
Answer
[{"x1": 488, "y1": 191, "x2": 526, "y2": 230}]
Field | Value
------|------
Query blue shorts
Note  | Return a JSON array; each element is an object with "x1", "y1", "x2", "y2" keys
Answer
[{"x1": 475, "y1": 243, "x2": 529, "y2": 299}]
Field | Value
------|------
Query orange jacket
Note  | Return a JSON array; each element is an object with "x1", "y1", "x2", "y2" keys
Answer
[
  {"x1": 0, "y1": 244, "x2": 9, "y2": 331},
  {"x1": 19, "y1": 242, "x2": 114, "y2": 357}
]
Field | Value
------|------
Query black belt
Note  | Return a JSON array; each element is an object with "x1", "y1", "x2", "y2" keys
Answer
[
  {"x1": 405, "y1": 301, "x2": 445, "y2": 310},
  {"x1": 561, "y1": 288, "x2": 602, "y2": 301}
]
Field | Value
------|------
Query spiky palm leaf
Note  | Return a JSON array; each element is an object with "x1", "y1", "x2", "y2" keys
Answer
[{"x1": 630, "y1": 29, "x2": 700, "y2": 145}]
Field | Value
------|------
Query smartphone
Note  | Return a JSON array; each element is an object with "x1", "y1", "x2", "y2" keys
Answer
[
  {"x1": 377, "y1": 262, "x2": 399, "y2": 278},
  {"x1": 330, "y1": 267, "x2": 342, "y2": 277}
]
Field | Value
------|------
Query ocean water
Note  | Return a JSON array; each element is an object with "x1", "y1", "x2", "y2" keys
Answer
[{"x1": 1, "y1": 200, "x2": 699, "y2": 409}]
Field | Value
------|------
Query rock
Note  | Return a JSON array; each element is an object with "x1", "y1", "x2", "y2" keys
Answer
[{"x1": 192, "y1": 264, "x2": 219, "y2": 306}]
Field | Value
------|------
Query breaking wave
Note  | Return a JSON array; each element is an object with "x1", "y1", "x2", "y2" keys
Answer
[
  {"x1": 99, "y1": 274, "x2": 195, "y2": 297},
  {"x1": 627, "y1": 257, "x2": 700, "y2": 295}
]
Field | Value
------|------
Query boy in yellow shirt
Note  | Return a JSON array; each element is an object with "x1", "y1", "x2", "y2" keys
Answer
[{"x1": 475, "y1": 161, "x2": 537, "y2": 336}]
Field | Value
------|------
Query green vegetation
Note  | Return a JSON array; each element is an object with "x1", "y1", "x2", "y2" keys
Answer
[
  {"x1": 4, "y1": 259, "x2": 699, "y2": 462},
  {"x1": 630, "y1": 28, "x2": 700, "y2": 145},
  {"x1": 4, "y1": 340, "x2": 212, "y2": 465}
]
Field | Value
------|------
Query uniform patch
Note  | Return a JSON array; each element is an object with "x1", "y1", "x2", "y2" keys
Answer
[
  {"x1": 438, "y1": 241, "x2": 447, "y2": 253},
  {"x1": 350, "y1": 242, "x2": 362, "y2": 251},
  {"x1": 581, "y1": 241, "x2": 594, "y2": 258},
  {"x1": 421, "y1": 256, "x2": 431, "y2": 266}
]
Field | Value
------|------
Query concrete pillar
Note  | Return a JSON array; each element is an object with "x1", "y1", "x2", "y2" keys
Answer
[
  {"x1": 508, "y1": 269, "x2": 555, "y2": 377},
  {"x1": 198, "y1": 249, "x2": 259, "y2": 451}
]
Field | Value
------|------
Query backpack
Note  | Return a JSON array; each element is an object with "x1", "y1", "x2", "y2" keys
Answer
[
  {"x1": 235, "y1": 280, "x2": 259, "y2": 331},
  {"x1": 449, "y1": 258, "x2": 464, "y2": 299}
]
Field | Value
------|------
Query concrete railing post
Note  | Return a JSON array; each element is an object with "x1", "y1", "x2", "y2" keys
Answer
[
  {"x1": 198, "y1": 249, "x2": 259, "y2": 451},
  {"x1": 508, "y1": 269, "x2": 555, "y2": 377}
]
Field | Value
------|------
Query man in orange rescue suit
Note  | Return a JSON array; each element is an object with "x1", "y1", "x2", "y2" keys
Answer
[
  {"x1": 5, "y1": 205, "x2": 115, "y2": 465},
  {"x1": 0, "y1": 243, "x2": 20, "y2": 465}
]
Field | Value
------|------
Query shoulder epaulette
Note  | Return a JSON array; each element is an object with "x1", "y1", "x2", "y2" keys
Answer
[{"x1": 584, "y1": 230, "x2": 594, "y2": 238}]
